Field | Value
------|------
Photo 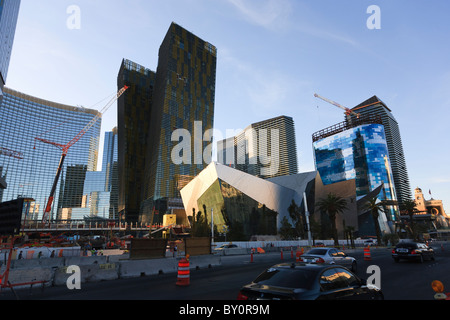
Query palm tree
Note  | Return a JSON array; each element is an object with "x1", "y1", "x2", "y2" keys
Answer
[
  {"x1": 364, "y1": 197, "x2": 384, "y2": 245},
  {"x1": 401, "y1": 199, "x2": 420, "y2": 240},
  {"x1": 316, "y1": 193, "x2": 348, "y2": 247}
]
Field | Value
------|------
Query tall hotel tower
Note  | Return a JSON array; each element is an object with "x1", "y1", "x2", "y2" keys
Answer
[
  {"x1": 347, "y1": 96, "x2": 412, "y2": 206},
  {"x1": 117, "y1": 59, "x2": 156, "y2": 223},
  {"x1": 118, "y1": 23, "x2": 217, "y2": 223},
  {"x1": 217, "y1": 116, "x2": 298, "y2": 179},
  {"x1": 0, "y1": 88, "x2": 101, "y2": 220},
  {"x1": 0, "y1": 0, "x2": 20, "y2": 96}
]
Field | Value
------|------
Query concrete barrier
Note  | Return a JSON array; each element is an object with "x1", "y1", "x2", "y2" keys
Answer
[
  {"x1": 2, "y1": 254, "x2": 222, "y2": 289},
  {"x1": 53, "y1": 263, "x2": 119, "y2": 287},
  {"x1": 1, "y1": 267, "x2": 54, "y2": 290},
  {"x1": 118, "y1": 258, "x2": 179, "y2": 278}
]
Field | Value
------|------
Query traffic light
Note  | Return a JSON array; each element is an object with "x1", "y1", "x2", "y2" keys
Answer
[{"x1": 0, "y1": 198, "x2": 24, "y2": 236}]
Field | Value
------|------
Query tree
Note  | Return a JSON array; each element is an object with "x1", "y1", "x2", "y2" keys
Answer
[
  {"x1": 316, "y1": 193, "x2": 348, "y2": 247},
  {"x1": 278, "y1": 216, "x2": 295, "y2": 240},
  {"x1": 363, "y1": 197, "x2": 385, "y2": 245},
  {"x1": 401, "y1": 199, "x2": 420, "y2": 240},
  {"x1": 288, "y1": 200, "x2": 305, "y2": 239}
]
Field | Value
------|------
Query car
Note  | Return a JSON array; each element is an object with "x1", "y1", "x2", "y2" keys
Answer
[
  {"x1": 392, "y1": 241, "x2": 435, "y2": 263},
  {"x1": 213, "y1": 243, "x2": 241, "y2": 255},
  {"x1": 363, "y1": 239, "x2": 377, "y2": 247},
  {"x1": 237, "y1": 263, "x2": 383, "y2": 300},
  {"x1": 214, "y1": 243, "x2": 238, "y2": 250},
  {"x1": 299, "y1": 247, "x2": 357, "y2": 272}
]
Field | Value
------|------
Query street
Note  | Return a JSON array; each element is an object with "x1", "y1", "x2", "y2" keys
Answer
[{"x1": 2, "y1": 243, "x2": 450, "y2": 301}]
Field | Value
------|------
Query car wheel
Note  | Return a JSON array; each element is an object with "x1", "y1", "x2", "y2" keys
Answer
[
  {"x1": 431, "y1": 254, "x2": 435, "y2": 261},
  {"x1": 419, "y1": 254, "x2": 424, "y2": 263},
  {"x1": 351, "y1": 261, "x2": 357, "y2": 273},
  {"x1": 394, "y1": 257, "x2": 399, "y2": 263}
]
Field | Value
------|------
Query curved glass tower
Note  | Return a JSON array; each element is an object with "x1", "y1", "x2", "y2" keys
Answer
[{"x1": 0, "y1": 87, "x2": 101, "y2": 221}]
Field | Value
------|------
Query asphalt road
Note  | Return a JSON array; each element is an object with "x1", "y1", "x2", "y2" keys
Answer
[{"x1": 2, "y1": 242, "x2": 450, "y2": 301}]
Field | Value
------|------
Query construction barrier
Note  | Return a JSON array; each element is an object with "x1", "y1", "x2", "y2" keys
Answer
[
  {"x1": 176, "y1": 258, "x2": 190, "y2": 286},
  {"x1": 364, "y1": 246, "x2": 371, "y2": 261}
]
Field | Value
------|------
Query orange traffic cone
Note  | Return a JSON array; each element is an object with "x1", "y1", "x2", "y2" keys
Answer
[
  {"x1": 364, "y1": 246, "x2": 371, "y2": 261},
  {"x1": 176, "y1": 258, "x2": 190, "y2": 286}
]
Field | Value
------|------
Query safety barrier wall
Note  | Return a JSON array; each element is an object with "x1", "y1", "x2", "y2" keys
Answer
[{"x1": 0, "y1": 253, "x2": 222, "y2": 290}]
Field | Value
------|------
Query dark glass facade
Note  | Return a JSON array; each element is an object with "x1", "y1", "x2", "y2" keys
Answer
[
  {"x1": 116, "y1": 23, "x2": 217, "y2": 223},
  {"x1": 0, "y1": 87, "x2": 101, "y2": 220},
  {"x1": 144, "y1": 22, "x2": 217, "y2": 203},
  {"x1": 117, "y1": 59, "x2": 156, "y2": 222},
  {"x1": 196, "y1": 178, "x2": 278, "y2": 239}
]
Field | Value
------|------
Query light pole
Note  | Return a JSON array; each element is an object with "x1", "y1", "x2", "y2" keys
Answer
[
  {"x1": 304, "y1": 192, "x2": 312, "y2": 247},
  {"x1": 211, "y1": 208, "x2": 214, "y2": 248}
]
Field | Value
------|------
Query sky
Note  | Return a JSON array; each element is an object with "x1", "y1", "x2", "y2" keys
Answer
[{"x1": 6, "y1": 0, "x2": 450, "y2": 213}]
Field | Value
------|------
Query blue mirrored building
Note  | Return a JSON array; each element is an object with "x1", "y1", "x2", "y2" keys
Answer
[{"x1": 313, "y1": 115, "x2": 399, "y2": 235}]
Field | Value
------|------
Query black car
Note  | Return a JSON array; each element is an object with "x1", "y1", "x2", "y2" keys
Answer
[
  {"x1": 237, "y1": 263, "x2": 383, "y2": 300},
  {"x1": 392, "y1": 241, "x2": 435, "y2": 263}
]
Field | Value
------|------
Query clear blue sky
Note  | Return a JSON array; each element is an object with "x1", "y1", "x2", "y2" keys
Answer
[{"x1": 6, "y1": 0, "x2": 450, "y2": 213}]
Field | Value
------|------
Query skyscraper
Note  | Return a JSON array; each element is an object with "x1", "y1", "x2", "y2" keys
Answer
[
  {"x1": 313, "y1": 114, "x2": 399, "y2": 235},
  {"x1": 217, "y1": 115, "x2": 298, "y2": 179},
  {"x1": 145, "y1": 22, "x2": 217, "y2": 199},
  {"x1": 0, "y1": 87, "x2": 101, "y2": 220},
  {"x1": 117, "y1": 59, "x2": 156, "y2": 223},
  {"x1": 116, "y1": 23, "x2": 215, "y2": 224},
  {"x1": 348, "y1": 96, "x2": 412, "y2": 206},
  {"x1": 0, "y1": 0, "x2": 20, "y2": 97}
]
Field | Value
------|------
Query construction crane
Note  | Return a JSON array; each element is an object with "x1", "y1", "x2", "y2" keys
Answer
[
  {"x1": 35, "y1": 86, "x2": 129, "y2": 224},
  {"x1": 314, "y1": 93, "x2": 361, "y2": 118},
  {"x1": 0, "y1": 147, "x2": 24, "y2": 160}
]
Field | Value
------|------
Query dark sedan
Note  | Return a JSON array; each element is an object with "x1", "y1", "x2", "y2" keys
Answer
[
  {"x1": 392, "y1": 241, "x2": 435, "y2": 263},
  {"x1": 237, "y1": 263, "x2": 383, "y2": 300}
]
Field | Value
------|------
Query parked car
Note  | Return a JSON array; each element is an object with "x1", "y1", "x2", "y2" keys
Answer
[
  {"x1": 213, "y1": 243, "x2": 240, "y2": 255},
  {"x1": 363, "y1": 239, "x2": 377, "y2": 247},
  {"x1": 392, "y1": 241, "x2": 435, "y2": 263},
  {"x1": 299, "y1": 247, "x2": 357, "y2": 272},
  {"x1": 237, "y1": 263, "x2": 383, "y2": 300}
]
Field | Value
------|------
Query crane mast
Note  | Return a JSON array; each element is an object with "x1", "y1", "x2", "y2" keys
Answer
[{"x1": 37, "y1": 86, "x2": 129, "y2": 224}]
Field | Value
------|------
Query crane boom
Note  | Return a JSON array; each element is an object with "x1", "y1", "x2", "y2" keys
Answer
[
  {"x1": 38, "y1": 86, "x2": 129, "y2": 224},
  {"x1": 314, "y1": 93, "x2": 360, "y2": 118},
  {"x1": 0, "y1": 147, "x2": 24, "y2": 160}
]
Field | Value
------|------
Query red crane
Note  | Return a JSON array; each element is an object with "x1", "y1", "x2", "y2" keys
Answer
[{"x1": 35, "y1": 86, "x2": 129, "y2": 224}]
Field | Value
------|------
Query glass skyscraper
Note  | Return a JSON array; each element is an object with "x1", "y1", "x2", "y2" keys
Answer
[
  {"x1": 348, "y1": 96, "x2": 412, "y2": 206},
  {"x1": 0, "y1": 0, "x2": 20, "y2": 95},
  {"x1": 118, "y1": 23, "x2": 217, "y2": 223},
  {"x1": 313, "y1": 115, "x2": 399, "y2": 234},
  {"x1": 0, "y1": 87, "x2": 101, "y2": 221},
  {"x1": 117, "y1": 59, "x2": 156, "y2": 223},
  {"x1": 144, "y1": 22, "x2": 217, "y2": 202}
]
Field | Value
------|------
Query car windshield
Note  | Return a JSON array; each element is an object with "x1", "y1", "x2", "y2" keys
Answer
[
  {"x1": 253, "y1": 268, "x2": 317, "y2": 290},
  {"x1": 306, "y1": 249, "x2": 328, "y2": 255}
]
